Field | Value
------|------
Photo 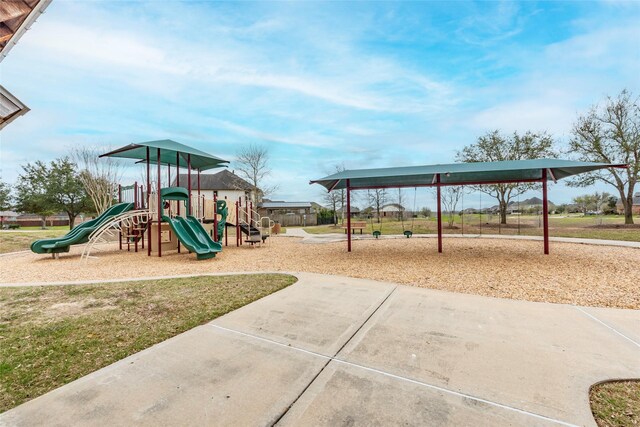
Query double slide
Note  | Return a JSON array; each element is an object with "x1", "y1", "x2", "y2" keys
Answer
[
  {"x1": 31, "y1": 202, "x2": 134, "y2": 255},
  {"x1": 163, "y1": 215, "x2": 223, "y2": 260}
]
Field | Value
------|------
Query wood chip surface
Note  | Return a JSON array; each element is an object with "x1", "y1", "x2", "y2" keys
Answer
[{"x1": 1, "y1": 236, "x2": 638, "y2": 309}]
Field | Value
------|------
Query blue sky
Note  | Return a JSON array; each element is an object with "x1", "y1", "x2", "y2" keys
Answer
[{"x1": 1, "y1": 0, "x2": 639, "y2": 209}]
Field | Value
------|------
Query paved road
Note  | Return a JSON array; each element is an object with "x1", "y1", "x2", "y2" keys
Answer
[{"x1": 2, "y1": 273, "x2": 638, "y2": 426}]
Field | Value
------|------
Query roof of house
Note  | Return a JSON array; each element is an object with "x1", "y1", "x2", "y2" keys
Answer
[
  {"x1": 259, "y1": 201, "x2": 312, "y2": 209},
  {"x1": 616, "y1": 193, "x2": 640, "y2": 206},
  {"x1": 1, "y1": 0, "x2": 52, "y2": 62},
  {"x1": 170, "y1": 170, "x2": 254, "y2": 191},
  {"x1": 0, "y1": 84, "x2": 29, "y2": 129},
  {"x1": 381, "y1": 203, "x2": 405, "y2": 212},
  {"x1": 1, "y1": 0, "x2": 51, "y2": 128}
]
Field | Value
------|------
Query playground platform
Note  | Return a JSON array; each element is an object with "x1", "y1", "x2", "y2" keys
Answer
[{"x1": 2, "y1": 273, "x2": 638, "y2": 426}]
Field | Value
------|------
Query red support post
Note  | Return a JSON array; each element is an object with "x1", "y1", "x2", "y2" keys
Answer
[
  {"x1": 147, "y1": 147, "x2": 151, "y2": 256},
  {"x1": 542, "y1": 169, "x2": 550, "y2": 255},
  {"x1": 118, "y1": 184, "x2": 122, "y2": 250},
  {"x1": 187, "y1": 154, "x2": 192, "y2": 216},
  {"x1": 224, "y1": 196, "x2": 228, "y2": 246},
  {"x1": 235, "y1": 201, "x2": 240, "y2": 247},
  {"x1": 436, "y1": 174, "x2": 442, "y2": 253},
  {"x1": 134, "y1": 181, "x2": 139, "y2": 253},
  {"x1": 133, "y1": 181, "x2": 138, "y2": 209},
  {"x1": 213, "y1": 192, "x2": 218, "y2": 242},
  {"x1": 176, "y1": 152, "x2": 181, "y2": 253},
  {"x1": 346, "y1": 179, "x2": 352, "y2": 252},
  {"x1": 157, "y1": 148, "x2": 162, "y2": 258}
]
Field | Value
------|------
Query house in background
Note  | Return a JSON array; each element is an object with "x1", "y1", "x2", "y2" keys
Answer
[
  {"x1": 380, "y1": 203, "x2": 406, "y2": 218},
  {"x1": 171, "y1": 170, "x2": 259, "y2": 206},
  {"x1": 616, "y1": 193, "x2": 640, "y2": 215},
  {"x1": 257, "y1": 201, "x2": 316, "y2": 226}
]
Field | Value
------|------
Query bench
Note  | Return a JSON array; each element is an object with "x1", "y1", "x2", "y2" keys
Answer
[{"x1": 341, "y1": 221, "x2": 367, "y2": 234}]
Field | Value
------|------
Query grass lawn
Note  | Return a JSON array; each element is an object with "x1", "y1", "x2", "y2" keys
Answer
[
  {"x1": 303, "y1": 214, "x2": 640, "y2": 242},
  {"x1": 591, "y1": 380, "x2": 640, "y2": 427},
  {"x1": 0, "y1": 230, "x2": 69, "y2": 254},
  {"x1": 17, "y1": 226, "x2": 70, "y2": 231},
  {"x1": 0, "y1": 274, "x2": 296, "y2": 412}
]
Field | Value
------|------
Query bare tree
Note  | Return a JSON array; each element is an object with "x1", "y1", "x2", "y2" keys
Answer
[
  {"x1": 322, "y1": 190, "x2": 341, "y2": 225},
  {"x1": 396, "y1": 189, "x2": 405, "y2": 221},
  {"x1": 456, "y1": 130, "x2": 557, "y2": 224},
  {"x1": 441, "y1": 186, "x2": 463, "y2": 228},
  {"x1": 72, "y1": 146, "x2": 124, "y2": 214},
  {"x1": 235, "y1": 144, "x2": 277, "y2": 207},
  {"x1": 367, "y1": 189, "x2": 387, "y2": 223},
  {"x1": 568, "y1": 89, "x2": 639, "y2": 224}
]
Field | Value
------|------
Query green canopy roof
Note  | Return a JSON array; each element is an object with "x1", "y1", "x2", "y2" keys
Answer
[
  {"x1": 99, "y1": 139, "x2": 229, "y2": 171},
  {"x1": 311, "y1": 159, "x2": 627, "y2": 191}
]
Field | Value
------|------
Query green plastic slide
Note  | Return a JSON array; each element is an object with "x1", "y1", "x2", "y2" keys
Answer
[
  {"x1": 163, "y1": 215, "x2": 223, "y2": 260},
  {"x1": 30, "y1": 202, "x2": 134, "y2": 254}
]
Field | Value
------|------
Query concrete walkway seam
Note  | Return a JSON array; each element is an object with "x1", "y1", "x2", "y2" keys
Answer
[
  {"x1": 573, "y1": 306, "x2": 640, "y2": 349},
  {"x1": 269, "y1": 284, "x2": 399, "y2": 426},
  {"x1": 209, "y1": 324, "x2": 580, "y2": 427}
]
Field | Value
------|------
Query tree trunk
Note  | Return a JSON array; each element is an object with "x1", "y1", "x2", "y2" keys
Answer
[
  {"x1": 40, "y1": 216, "x2": 46, "y2": 229},
  {"x1": 68, "y1": 213, "x2": 77, "y2": 230},
  {"x1": 624, "y1": 197, "x2": 634, "y2": 225},
  {"x1": 499, "y1": 201, "x2": 507, "y2": 225}
]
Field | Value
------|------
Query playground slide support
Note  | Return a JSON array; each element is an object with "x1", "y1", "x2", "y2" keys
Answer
[
  {"x1": 346, "y1": 179, "x2": 351, "y2": 252},
  {"x1": 437, "y1": 174, "x2": 442, "y2": 254}
]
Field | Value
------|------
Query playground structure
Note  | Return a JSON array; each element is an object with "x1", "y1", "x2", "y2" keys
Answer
[{"x1": 32, "y1": 139, "x2": 275, "y2": 260}]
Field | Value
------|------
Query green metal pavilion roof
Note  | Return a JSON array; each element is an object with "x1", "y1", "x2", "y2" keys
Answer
[
  {"x1": 310, "y1": 159, "x2": 627, "y2": 191},
  {"x1": 99, "y1": 139, "x2": 229, "y2": 171}
]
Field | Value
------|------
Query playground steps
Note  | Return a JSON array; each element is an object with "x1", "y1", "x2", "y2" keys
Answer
[{"x1": 239, "y1": 222, "x2": 268, "y2": 243}]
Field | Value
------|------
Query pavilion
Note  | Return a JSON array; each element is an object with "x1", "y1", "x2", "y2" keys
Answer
[{"x1": 310, "y1": 159, "x2": 627, "y2": 254}]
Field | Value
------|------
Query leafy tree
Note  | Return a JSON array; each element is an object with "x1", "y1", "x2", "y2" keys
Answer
[
  {"x1": 48, "y1": 158, "x2": 91, "y2": 228},
  {"x1": 14, "y1": 161, "x2": 57, "y2": 229},
  {"x1": 235, "y1": 144, "x2": 277, "y2": 208},
  {"x1": 0, "y1": 180, "x2": 13, "y2": 227},
  {"x1": 573, "y1": 194, "x2": 599, "y2": 214},
  {"x1": 15, "y1": 158, "x2": 90, "y2": 229},
  {"x1": 0, "y1": 180, "x2": 11, "y2": 211},
  {"x1": 456, "y1": 130, "x2": 557, "y2": 224},
  {"x1": 419, "y1": 207, "x2": 432, "y2": 218},
  {"x1": 568, "y1": 89, "x2": 639, "y2": 224},
  {"x1": 603, "y1": 195, "x2": 618, "y2": 215}
]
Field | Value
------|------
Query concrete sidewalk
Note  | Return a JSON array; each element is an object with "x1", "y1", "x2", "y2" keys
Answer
[{"x1": 2, "y1": 273, "x2": 638, "y2": 426}]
